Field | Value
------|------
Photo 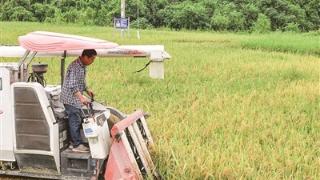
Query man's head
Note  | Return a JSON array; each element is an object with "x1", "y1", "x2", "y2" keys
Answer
[{"x1": 80, "y1": 49, "x2": 97, "y2": 66}]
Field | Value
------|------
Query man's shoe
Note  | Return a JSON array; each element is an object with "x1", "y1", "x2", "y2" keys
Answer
[
  {"x1": 72, "y1": 144, "x2": 89, "y2": 153},
  {"x1": 68, "y1": 144, "x2": 73, "y2": 149}
]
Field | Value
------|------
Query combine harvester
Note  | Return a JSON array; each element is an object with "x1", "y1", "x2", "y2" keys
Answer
[{"x1": 0, "y1": 31, "x2": 170, "y2": 179}]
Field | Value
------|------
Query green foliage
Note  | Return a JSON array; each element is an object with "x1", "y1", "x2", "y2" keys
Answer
[
  {"x1": 284, "y1": 22, "x2": 300, "y2": 32},
  {"x1": 211, "y1": 13, "x2": 230, "y2": 31},
  {"x1": 45, "y1": 8, "x2": 64, "y2": 24},
  {"x1": 242, "y1": 3, "x2": 259, "y2": 30},
  {"x1": 160, "y1": 1, "x2": 209, "y2": 30},
  {"x1": 0, "y1": 1, "x2": 14, "y2": 21},
  {"x1": 144, "y1": 0, "x2": 168, "y2": 27},
  {"x1": 258, "y1": 0, "x2": 318, "y2": 32},
  {"x1": 94, "y1": 7, "x2": 112, "y2": 26},
  {"x1": 0, "y1": 0, "x2": 319, "y2": 32},
  {"x1": 252, "y1": 13, "x2": 271, "y2": 33},
  {"x1": 130, "y1": 17, "x2": 153, "y2": 29},
  {"x1": 62, "y1": 9, "x2": 79, "y2": 23},
  {"x1": 79, "y1": 7, "x2": 95, "y2": 25},
  {"x1": 31, "y1": 3, "x2": 55, "y2": 22},
  {"x1": 13, "y1": 0, "x2": 31, "y2": 10},
  {"x1": 228, "y1": 10, "x2": 245, "y2": 31},
  {"x1": 10, "y1": 6, "x2": 35, "y2": 21}
]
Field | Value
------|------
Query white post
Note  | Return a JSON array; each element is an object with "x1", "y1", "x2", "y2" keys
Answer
[
  {"x1": 121, "y1": 0, "x2": 125, "y2": 18},
  {"x1": 149, "y1": 51, "x2": 165, "y2": 79},
  {"x1": 121, "y1": 0, "x2": 125, "y2": 37}
]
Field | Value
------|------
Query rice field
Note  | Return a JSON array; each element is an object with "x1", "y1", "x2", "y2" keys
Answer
[{"x1": 0, "y1": 22, "x2": 319, "y2": 179}]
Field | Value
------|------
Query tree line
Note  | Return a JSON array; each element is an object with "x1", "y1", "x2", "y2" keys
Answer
[{"x1": 0, "y1": 0, "x2": 319, "y2": 32}]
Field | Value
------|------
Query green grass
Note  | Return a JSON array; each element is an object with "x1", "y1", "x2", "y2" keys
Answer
[
  {"x1": 1, "y1": 22, "x2": 319, "y2": 179},
  {"x1": 240, "y1": 32, "x2": 320, "y2": 56}
]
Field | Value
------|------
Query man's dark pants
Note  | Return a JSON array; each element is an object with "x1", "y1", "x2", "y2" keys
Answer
[{"x1": 64, "y1": 104, "x2": 83, "y2": 147}]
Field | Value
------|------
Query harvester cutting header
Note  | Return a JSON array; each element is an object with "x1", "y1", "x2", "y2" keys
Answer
[{"x1": 0, "y1": 31, "x2": 171, "y2": 179}]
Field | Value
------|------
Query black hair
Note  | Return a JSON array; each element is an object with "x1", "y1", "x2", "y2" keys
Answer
[{"x1": 81, "y1": 49, "x2": 97, "y2": 57}]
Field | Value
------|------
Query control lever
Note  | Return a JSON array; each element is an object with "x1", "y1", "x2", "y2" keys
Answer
[
  {"x1": 81, "y1": 94, "x2": 95, "y2": 120},
  {"x1": 88, "y1": 92, "x2": 94, "y2": 118}
]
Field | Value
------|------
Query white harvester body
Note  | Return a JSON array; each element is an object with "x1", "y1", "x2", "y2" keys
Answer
[{"x1": 0, "y1": 31, "x2": 168, "y2": 179}]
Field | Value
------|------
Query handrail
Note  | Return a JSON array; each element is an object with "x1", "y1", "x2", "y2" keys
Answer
[{"x1": 110, "y1": 110, "x2": 144, "y2": 138}]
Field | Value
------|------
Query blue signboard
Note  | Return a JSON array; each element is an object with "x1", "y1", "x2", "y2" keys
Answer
[{"x1": 114, "y1": 18, "x2": 129, "y2": 29}]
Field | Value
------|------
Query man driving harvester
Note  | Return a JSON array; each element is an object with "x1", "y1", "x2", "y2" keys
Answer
[{"x1": 60, "y1": 49, "x2": 97, "y2": 153}]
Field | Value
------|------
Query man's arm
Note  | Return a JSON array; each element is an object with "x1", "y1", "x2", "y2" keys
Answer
[
  {"x1": 85, "y1": 88, "x2": 94, "y2": 100},
  {"x1": 67, "y1": 68, "x2": 89, "y2": 105},
  {"x1": 74, "y1": 91, "x2": 89, "y2": 105},
  {"x1": 68, "y1": 68, "x2": 80, "y2": 95}
]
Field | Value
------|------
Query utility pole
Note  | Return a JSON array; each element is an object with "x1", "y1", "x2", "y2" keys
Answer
[
  {"x1": 121, "y1": 0, "x2": 125, "y2": 37},
  {"x1": 121, "y1": 0, "x2": 125, "y2": 18}
]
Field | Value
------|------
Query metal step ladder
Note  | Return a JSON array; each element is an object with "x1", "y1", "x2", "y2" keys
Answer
[{"x1": 60, "y1": 149, "x2": 94, "y2": 178}]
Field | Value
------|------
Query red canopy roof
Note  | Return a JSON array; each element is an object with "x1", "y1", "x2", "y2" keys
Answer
[{"x1": 18, "y1": 31, "x2": 118, "y2": 52}]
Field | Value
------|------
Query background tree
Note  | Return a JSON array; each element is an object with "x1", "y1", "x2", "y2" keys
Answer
[
  {"x1": 0, "y1": 0, "x2": 319, "y2": 32},
  {"x1": 252, "y1": 13, "x2": 271, "y2": 33}
]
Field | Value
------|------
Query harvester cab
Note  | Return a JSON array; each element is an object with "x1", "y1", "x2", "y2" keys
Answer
[{"x1": 0, "y1": 31, "x2": 170, "y2": 179}]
